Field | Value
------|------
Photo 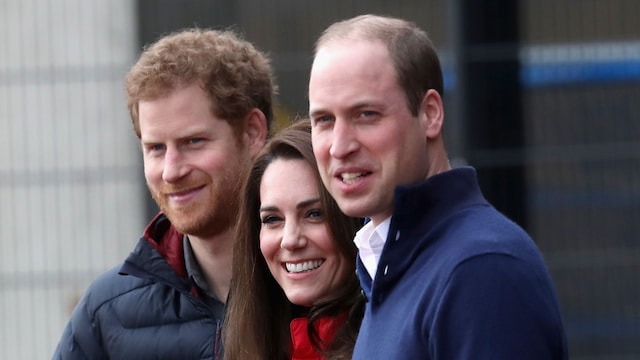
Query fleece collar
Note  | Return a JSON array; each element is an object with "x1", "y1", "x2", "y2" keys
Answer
[{"x1": 142, "y1": 212, "x2": 187, "y2": 279}]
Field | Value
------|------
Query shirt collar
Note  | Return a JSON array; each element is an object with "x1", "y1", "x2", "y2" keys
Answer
[
  {"x1": 183, "y1": 235, "x2": 212, "y2": 295},
  {"x1": 354, "y1": 216, "x2": 391, "y2": 278}
]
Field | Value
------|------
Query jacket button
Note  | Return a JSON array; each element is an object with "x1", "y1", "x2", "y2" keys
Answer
[{"x1": 383, "y1": 265, "x2": 389, "y2": 275}]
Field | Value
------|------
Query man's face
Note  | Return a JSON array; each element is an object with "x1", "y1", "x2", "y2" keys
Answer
[
  {"x1": 309, "y1": 40, "x2": 430, "y2": 226},
  {"x1": 139, "y1": 83, "x2": 250, "y2": 237}
]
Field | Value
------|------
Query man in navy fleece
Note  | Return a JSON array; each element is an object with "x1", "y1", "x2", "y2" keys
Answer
[{"x1": 308, "y1": 14, "x2": 568, "y2": 359}]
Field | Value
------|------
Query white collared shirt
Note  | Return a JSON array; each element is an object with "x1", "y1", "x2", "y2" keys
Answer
[{"x1": 354, "y1": 216, "x2": 392, "y2": 279}]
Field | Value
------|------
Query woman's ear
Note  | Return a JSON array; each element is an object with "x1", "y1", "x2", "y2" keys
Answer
[
  {"x1": 420, "y1": 89, "x2": 444, "y2": 139},
  {"x1": 244, "y1": 109, "x2": 268, "y2": 157}
]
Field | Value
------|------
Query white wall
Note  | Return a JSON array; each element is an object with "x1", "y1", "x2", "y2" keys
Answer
[{"x1": 0, "y1": 1, "x2": 143, "y2": 358}]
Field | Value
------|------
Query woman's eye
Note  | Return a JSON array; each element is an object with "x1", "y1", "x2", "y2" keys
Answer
[
  {"x1": 261, "y1": 215, "x2": 280, "y2": 225},
  {"x1": 307, "y1": 209, "x2": 323, "y2": 219}
]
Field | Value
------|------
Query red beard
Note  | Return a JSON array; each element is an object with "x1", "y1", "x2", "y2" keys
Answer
[{"x1": 149, "y1": 163, "x2": 244, "y2": 238}]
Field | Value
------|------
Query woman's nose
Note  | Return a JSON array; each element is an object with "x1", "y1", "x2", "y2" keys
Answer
[{"x1": 280, "y1": 222, "x2": 307, "y2": 250}]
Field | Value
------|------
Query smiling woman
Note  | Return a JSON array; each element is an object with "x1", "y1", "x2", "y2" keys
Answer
[
  {"x1": 259, "y1": 158, "x2": 351, "y2": 308},
  {"x1": 223, "y1": 120, "x2": 365, "y2": 360}
]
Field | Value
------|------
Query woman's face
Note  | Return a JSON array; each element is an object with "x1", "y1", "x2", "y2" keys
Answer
[{"x1": 259, "y1": 158, "x2": 351, "y2": 307}]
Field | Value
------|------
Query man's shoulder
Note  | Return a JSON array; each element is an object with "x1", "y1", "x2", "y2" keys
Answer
[
  {"x1": 59, "y1": 262, "x2": 221, "y2": 359},
  {"x1": 80, "y1": 264, "x2": 152, "y2": 312}
]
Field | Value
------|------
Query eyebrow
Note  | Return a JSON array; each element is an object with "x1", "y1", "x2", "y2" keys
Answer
[
  {"x1": 309, "y1": 107, "x2": 327, "y2": 119},
  {"x1": 310, "y1": 101, "x2": 380, "y2": 117},
  {"x1": 259, "y1": 198, "x2": 321, "y2": 213},
  {"x1": 140, "y1": 127, "x2": 211, "y2": 144}
]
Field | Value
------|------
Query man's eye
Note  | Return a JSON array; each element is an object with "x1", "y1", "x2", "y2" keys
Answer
[
  {"x1": 189, "y1": 138, "x2": 204, "y2": 145},
  {"x1": 149, "y1": 144, "x2": 165, "y2": 152},
  {"x1": 312, "y1": 115, "x2": 334, "y2": 125}
]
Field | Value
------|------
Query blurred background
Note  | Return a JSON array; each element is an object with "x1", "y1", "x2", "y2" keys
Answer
[{"x1": 1, "y1": 0, "x2": 639, "y2": 359}]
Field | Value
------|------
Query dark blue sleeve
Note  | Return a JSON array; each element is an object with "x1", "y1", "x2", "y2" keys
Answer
[
  {"x1": 52, "y1": 283, "x2": 109, "y2": 360},
  {"x1": 429, "y1": 253, "x2": 568, "y2": 359}
]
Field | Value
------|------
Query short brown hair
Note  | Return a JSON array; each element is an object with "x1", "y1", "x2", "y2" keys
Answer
[
  {"x1": 125, "y1": 28, "x2": 277, "y2": 137},
  {"x1": 315, "y1": 14, "x2": 443, "y2": 116}
]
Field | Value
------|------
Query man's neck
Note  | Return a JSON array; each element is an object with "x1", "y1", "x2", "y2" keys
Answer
[
  {"x1": 187, "y1": 230, "x2": 233, "y2": 303},
  {"x1": 426, "y1": 141, "x2": 452, "y2": 179}
]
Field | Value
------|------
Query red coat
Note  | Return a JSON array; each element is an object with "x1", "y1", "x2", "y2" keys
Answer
[{"x1": 289, "y1": 314, "x2": 346, "y2": 360}]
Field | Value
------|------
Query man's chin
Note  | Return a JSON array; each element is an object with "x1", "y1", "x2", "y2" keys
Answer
[
  {"x1": 336, "y1": 202, "x2": 373, "y2": 220},
  {"x1": 166, "y1": 212, "x2": 233, "y2": 238},
  {"x1": 163, "y1": 208, "x2": 203, "y2": 233},
  {"x1": 171, "y1": 221, "x2": 210, "y2": 237}
]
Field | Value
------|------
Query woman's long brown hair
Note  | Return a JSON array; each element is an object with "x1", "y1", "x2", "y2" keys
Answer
[{"x1": 222, "y1": 119, "x2": 364, "y2": 360}]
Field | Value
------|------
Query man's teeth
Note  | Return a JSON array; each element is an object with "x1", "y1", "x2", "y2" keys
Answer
[
  {"x1": 341, "y1": 172, "x2": 363, "y2": 184},
  {"x1": 285, "y1": 260, "x2": 323, "y2": 273}
]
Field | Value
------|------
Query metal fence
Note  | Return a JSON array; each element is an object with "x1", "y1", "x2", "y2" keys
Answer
[{"x1": 1, "y1": 1, "x2": 638, "y2": 359}]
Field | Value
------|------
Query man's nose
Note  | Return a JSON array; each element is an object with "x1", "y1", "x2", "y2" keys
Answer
[
  {"x1": 329, "y1": 119, "x2": 359, "y2": 159},
  {"x1": 162, "y1": 147, "x2": 189, "y2": 183}
]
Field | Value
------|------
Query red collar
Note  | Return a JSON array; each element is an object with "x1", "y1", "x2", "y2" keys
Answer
[
  {"x1": 289, "y1": 314, "x2": 346, "y2": 360},
  {"x1": 143, "y1": 212, "x2": 187, "y2": 279}
]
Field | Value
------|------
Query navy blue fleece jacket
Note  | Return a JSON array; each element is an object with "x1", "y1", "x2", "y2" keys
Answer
[{"x1": 353, "y1": 167, "x2": 568, "y2": 359}]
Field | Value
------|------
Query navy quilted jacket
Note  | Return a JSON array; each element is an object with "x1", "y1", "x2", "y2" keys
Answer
[{"x1": 52, "y1": 214, "x2": 222, "y2": 359}]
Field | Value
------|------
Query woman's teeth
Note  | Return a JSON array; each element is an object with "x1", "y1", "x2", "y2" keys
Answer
[{"x1": 285, "y1": 260, "x2": 324, "y2": 273}]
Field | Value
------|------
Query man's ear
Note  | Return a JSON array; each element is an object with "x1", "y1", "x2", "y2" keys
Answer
[
  {"x1": 243, "y1": 108, "x2": 268, "y2": 157},
  {"x1": 420, "y1": 89, "x2": 444, "y2": 140}
]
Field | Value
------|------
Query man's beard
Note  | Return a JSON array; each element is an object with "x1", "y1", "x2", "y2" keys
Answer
[{"x1": 149, "y1": 164, "x2": 244, "y2": 238}]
